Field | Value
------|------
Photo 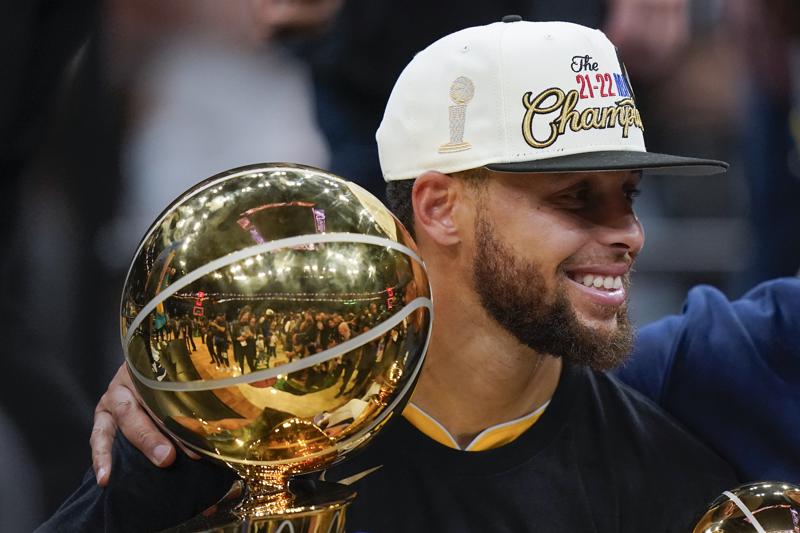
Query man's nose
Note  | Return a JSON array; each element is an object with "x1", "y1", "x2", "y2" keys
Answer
[{"x1": 594, "y1": 208, "x2": 645, "y2": 257}]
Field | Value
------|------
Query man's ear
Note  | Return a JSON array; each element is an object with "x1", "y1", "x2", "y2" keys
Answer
[{"x1": 412, "y1": 171, "x2": 463, "y2": 246}]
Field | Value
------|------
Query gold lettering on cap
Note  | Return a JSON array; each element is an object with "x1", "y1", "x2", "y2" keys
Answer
[{"x1": 521, "y1": 88, "x2": 643, "y2": 149}]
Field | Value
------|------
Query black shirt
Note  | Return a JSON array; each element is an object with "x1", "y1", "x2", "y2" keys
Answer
[
  {"x1": 330, "y1": 364, "x2": 736, "y2": 532},
  {"x1": 38, "y1": 365, "x2": 736, "y2": 532}
]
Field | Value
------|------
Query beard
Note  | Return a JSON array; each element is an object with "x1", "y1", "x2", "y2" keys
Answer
[{"x1": 471, "y1": 213, "x2": 634, "y2": 372}]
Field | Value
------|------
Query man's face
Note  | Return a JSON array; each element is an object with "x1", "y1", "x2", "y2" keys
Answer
[{"x1": 469, "y1": 170, "x2": 644, "y2": 371}]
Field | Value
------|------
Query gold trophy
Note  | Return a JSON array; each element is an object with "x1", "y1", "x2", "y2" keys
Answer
[
  {"x1": 120, "y1": 163, "x2": 432, "y2": 532},
  {"x1": 693, "y1": 482, "x2": 800, "y2": 532}
]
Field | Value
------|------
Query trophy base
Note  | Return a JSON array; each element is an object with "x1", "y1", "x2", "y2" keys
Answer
[
  {"x1": 162, "y1": 479, "x2": 356, "y2": 533},
  {"x1": 438, "y1": 141, "x2": 471, "y2": 153}
]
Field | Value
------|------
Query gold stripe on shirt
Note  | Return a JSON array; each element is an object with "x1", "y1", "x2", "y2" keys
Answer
[{"x1": 401, "y1": 401, "x2": 549, "y2": 452}]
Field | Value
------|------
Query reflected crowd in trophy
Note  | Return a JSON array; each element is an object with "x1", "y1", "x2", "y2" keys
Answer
[{"x1": 147, "y1": 301, "x2": 405, "y2": 399}]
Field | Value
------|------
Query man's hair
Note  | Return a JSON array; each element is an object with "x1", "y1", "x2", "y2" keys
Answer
[
  {"x1": 385, "y1": 168, "x2": 489, "y2": 238},
  {"x1": 385, "y1": 179, "x2": 415, "y2": 237}
]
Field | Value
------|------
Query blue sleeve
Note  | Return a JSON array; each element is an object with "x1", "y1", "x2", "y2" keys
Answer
[
  {"x1": 613, "y1": 314, "x2": 683, "y2": 405},
  {"x1": 35, "y1": 434, "x2": 236, "y2": 532},
  {"x1": 614, "y1": 277, "x2": 800, "y2": 483}
]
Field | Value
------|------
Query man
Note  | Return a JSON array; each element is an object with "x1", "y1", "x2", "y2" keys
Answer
[
  {"x1": 180, "y1": 315, "x2": 196, "y2": 352},
  {"x1": 41, "y1": 20, "x2": 738, "y2": 532},
  {"x1": 210, "y1": 313, "x2": 230, "y2": 368}
]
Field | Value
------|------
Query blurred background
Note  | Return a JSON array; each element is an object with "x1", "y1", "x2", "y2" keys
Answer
[{"x1": 1, "y1": 0, "x2": 798, "y2": 529}]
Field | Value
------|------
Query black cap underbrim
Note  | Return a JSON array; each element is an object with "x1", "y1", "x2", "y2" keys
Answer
[{"x1": 486, "y1": 150, "x2": 728, "y2": 176}]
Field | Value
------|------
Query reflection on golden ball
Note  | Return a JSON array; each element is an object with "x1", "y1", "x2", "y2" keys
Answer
[
  {"x1": 693, "y1": 482, "x2": 800, "y2": 533},
  {"x1": 120, "y1": 163, "x2": 432, "y2": 480}
]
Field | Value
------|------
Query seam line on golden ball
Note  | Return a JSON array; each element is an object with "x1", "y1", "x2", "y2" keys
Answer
[
  {"x1": 122, "y1": 164, "x2": 346, "y2": 285},
  {"x1": 123, "y1": 232, "x2": 425, "y2": 348},
  {"x1": 722, "y1": 490, "x2": 767, "y2": 533},
  {"x1": 125, "y1": 296, "x2": 432, "y2": 391},
  {"x1": 171, "y1": 330, "x2": 428, "y2": 468}
]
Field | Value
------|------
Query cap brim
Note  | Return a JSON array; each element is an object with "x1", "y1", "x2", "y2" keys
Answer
[{"x1": 486, "y1": 150, "x2": 728, "y2": 176}]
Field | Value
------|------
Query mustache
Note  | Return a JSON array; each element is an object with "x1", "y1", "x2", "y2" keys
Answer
[{"x1": 559, "y1": 255, "x2": 636, "y2": 273}]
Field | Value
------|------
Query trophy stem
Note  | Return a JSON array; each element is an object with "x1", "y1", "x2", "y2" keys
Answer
[
  {"x1": 231, "y1": 464, "x2": 295, "y2": 518},
  {"x1": 161, "y1": 470, "x2": 356, "y2": 532}
]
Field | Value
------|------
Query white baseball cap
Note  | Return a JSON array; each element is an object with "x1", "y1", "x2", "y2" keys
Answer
[{"x1": 377, "y1": 17, "x2": 728, "y2": 182}]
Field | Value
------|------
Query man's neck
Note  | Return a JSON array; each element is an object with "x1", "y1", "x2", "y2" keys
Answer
[{"x1": 409, "y1": 297, "x2": 562, "y2": 448}]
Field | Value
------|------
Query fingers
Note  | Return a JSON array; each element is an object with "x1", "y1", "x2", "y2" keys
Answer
[
  {"x1": 108, "y1": 379, "x2": 176, "y2": 468},
  {"x1": 90, "y1": 406, "x2": 116, "y2": 487},
  {"x1": 90, "y1": 364, "x2": 178, "y2": 485},
  {"x1": 90, "y1": 363, "x2": 206, "y2": 486}
]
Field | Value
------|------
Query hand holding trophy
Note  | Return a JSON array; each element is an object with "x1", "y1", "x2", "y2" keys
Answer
[
  {"x1": 120, "y1": 164, "x2": 432, "y2": 532},
  {"x1": 693, "y1": 482, "x2": 800, "y2": 532}
]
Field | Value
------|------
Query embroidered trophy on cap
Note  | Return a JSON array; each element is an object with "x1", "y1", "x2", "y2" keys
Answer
[{"x1": 439, "y1": 76, "x2": 475, "y2": 153}]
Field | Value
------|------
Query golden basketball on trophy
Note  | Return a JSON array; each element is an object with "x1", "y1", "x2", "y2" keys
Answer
[
  {"x1": 120, "y1": 163, "x2": 432, "y2": 532},
  {"x1": 693, "y1": 481, "x2": 800, "y2": 533}
]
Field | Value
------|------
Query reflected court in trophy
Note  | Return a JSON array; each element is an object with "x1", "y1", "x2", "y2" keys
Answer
[{"x1": 120, "y1": 163, "x2": 433, "y2": 532}]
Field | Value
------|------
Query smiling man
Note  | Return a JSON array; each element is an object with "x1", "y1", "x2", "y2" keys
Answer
[
  {"x1": 464, "y1": 167, "x2": 640, "y2": 374},
  {"x1": 330, "y1": 21, "x2": 736, "y2": 530},
  {"x1": 41, "y1": 19, "x2": 739, "y2": 533}
]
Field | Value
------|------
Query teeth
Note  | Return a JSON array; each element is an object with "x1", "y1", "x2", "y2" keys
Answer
[{"x1": 576, "y1": 274, "x2": 624, "y2": 291}]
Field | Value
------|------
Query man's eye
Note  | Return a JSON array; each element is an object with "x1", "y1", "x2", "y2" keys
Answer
[{"x1": 560, "y1": 188, "x2": 590, "y2": 203}]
